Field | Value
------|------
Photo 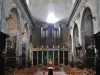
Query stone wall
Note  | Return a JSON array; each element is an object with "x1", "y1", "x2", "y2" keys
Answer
[{"x1": 68, "y1": 0, "x2": 99, "y2": 63}]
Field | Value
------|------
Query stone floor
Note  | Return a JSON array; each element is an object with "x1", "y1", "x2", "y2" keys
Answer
[{"x1": 36, "y1": 71, "x2": 67, "y2": 75}]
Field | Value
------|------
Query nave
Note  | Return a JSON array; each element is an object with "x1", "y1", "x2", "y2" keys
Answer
[
  {"x1": 0, "y1": 0, "x2": 100, "y2": 75},
  {"x1": 6, "y1": 65, "x2": 95, "y2": 75}
]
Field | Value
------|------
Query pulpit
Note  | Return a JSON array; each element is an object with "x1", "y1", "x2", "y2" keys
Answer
[
  {"x1": 47, "y1": 60, "x2": 55, "y2": 75},
  {"x1": 47, "y1": 67, "x2": 55, "y2": 75}
]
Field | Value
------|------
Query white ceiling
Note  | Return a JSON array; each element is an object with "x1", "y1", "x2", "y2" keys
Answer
[{"x1": 27, "y1": 0, "x2": 75, "y2": 23}]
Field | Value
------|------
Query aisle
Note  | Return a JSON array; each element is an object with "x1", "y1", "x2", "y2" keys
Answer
[{"x1": 36, "y1": 70, "x2": 67, "y2": 75}]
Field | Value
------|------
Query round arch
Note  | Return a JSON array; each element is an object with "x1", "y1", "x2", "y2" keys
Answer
[
  {"x1": 81, "y1": 7, "x2": 95, "y2": 68},
  {"x1": 81, "y1": 7, "x2": 94, "y2": 34},
  {"x1": 73, "y1": 23, "x2": 79, "y2": 49},
  {"x1": 8, "y1": 4, "x2": 21, "y2": 32},
  {"x1": 8, "y1": 8, "x2": 20, "y2": 36},
  {"x1": 73, "y1": 23, "x2": 80, "y2": 62},
  {"x1": 6, "y1": 7, "x2": 20, "y2": 68},
  {"x1": 81, "y1": 7, "x2": 94, "y2": 51}
]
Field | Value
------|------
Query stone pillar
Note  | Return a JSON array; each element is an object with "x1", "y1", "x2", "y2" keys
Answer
[
  {"x1": 42, "y1": 51, "x2": 43, "y2": 65},
  {"x1": 81, "y1": 29, "x2": 85, "y2": 56},
  {"x1": 16, "y1": 32, "x2": 19, "y2": 63},
  {"x1": 59, "y1": 27, "x2": 60, "y2": 38},
  {"x1": 72, "y1": 37, "x2": 75, "y2": 63},
  {"x1": 32, "y1": 51, "x2": 33, "y2": 66},
  {"x1": 26, "y1": 42, "x2": 29, "y2": 66},
  {"x1": 58, "y1": 51, "x2": 60, "y2": 65},
  {"x1": 53, "y1": 51, "x2": 54, "y2": 66},
  {"x1": 79, "y1": 30, "x2": 84, "y2": 58},
  {"x1": 79, "y1": 30, "x2": 82, "y2": 45},
  {"x1": 37, "y1": 51, "x2": 38, "y2": 66},
  {"x1": 47, "y1": 51, "x2": 48, "y2": 65},
  {"x1": 63, "y1": 51, "x2": 64, "y2": 65}
]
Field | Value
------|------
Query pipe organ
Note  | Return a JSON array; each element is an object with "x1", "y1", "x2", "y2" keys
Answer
[{"x1": 41, "y1": 24, "x2": 61, "y2": 47}]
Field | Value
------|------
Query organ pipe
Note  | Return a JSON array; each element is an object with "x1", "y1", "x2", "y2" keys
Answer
[
  {"x1": 43, "y1": 30, "x2": 45, "y2": 38},
  {"x1": 59, "y1": 27, "x2": 60, "y2": 38},
  {"x1": 41, "y1": 27, "x2": 43, "y2": 37},
  {"x1": 54, "y1": 30, "x2": 56, "y2": 38},
  {"x1": 57, "y1": 30, "x2": 59, "y2": 38},
  {"x1": 46, "y1": 30, "x2": 48, "y2": 38}
]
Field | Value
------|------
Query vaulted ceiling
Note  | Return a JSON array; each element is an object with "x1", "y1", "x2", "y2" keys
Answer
[{"x1": 27, "y1": 0, "x2": 75, "y2": 23}]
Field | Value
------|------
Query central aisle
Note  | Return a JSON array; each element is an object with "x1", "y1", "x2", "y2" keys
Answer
[{"x1": 36, "y1": 70, "x2": 67, "y2": 75}]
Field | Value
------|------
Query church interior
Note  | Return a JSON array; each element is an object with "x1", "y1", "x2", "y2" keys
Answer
[{"x1": 0, "y1": 0, "x2": 100, "y2": 75}]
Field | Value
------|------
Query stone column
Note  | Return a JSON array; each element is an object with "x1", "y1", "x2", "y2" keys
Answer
[
  {"x1": 42, "y1": 51, "x2": 43, "y2": 65},
  {"x1": 37, "y1": 51, "x2": 38, "y2": 66},
  {"x1": 47, "y1": 51, "x2": 48, "y2": 65},
  {"x1": 79, "y1": 29, "x2": 83, "y2": 59},
  {"x1": 71, "y1": 25, "x2": 74, "y2": 57},
  {"x1": 17, "y1": 31, "x2": 22, "y2": 65},
  {"x1": 53, "y1": 51, "x2": 54, "y2": 66},
  {"x1": 32, "y1": 51, "x2": 33, "y2": 66},
  {"x1": 81, "y1": 29, "x2": 85, "y2": 56},
  {"x1": 59, "y1": 27, "x2": 60, "y2": 38},
  {"x1": 58, "y1": 51, "x2": 60, "y2": 65},
  {"x1": 63, "y1": 51, "x2": 64, "y2": 65}
]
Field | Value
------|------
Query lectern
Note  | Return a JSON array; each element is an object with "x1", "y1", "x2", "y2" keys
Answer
[{"x1": 47, "y1": 67, "x2": 55, "y2": 75}]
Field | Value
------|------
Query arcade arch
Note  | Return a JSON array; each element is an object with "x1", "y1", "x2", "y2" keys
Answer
[
  {"x1": 73, "y1": 23, "x2": 79, "y2": 61},
  {"x1": 81, "y1": 7, "x2": 95, "y2": 68},
  {"x1": 6, "y1": 8, "x2": 20, "y2": 68}
]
